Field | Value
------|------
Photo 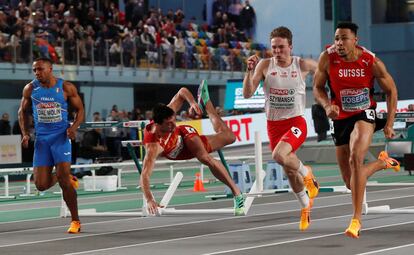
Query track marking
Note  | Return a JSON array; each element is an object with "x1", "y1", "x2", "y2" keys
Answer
[
  {"x1": 356, "y1": 243, "x2": 414, "y2": 255},
  {"x1": 203, "y1": 220, "x2": 414, "y2": 255}
]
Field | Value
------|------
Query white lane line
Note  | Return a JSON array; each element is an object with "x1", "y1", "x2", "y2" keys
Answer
[
  {"x1": 62, "y1": 214, "x2": 353, "y2": 255},
  {"x1": 64, "y1": 218, "x2": 414, "y2": 255},
  {"x1": 204, "y1": 220, "x2": 414, "y2": 255},
  {"x1": 1, "y1": 188, "x2": 414, "y2": 236},
  {"x1": 0, "y1": 197, "x2": 355, "y2": 247},
  {"x1": 355, "y1": 243, "x2": 414, "y2": 255},
  {"x1": 1, "y1": 185, "x2": 413, "y2": 215}
]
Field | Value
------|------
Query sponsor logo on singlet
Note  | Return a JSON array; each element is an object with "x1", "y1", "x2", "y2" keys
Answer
[
  {"x1": 338, "y1": 69, "x2": 365, "y2": 78},
  {"x1": 340, "y1": 88, "x2": 370, "y2": 112},
  {"x1": 269, "y1": 88, "x2": 296, "y2": 109},
  {"x1": 36, "y1": 102, "x2": 63, "y2": 123}
]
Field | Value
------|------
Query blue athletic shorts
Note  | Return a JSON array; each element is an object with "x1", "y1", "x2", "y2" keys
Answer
[{"x1": 33, "y1": 131, "x2": 72, "y2": 167}]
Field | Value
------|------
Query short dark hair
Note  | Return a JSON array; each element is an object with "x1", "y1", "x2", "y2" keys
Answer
[
  {"x1": 153, "y1": 103, "x2": 175, "y2": 124},
  {"x1": 34, "y1": 57, "x2": 53, "y2": 65},
  {"x1": 270, "y1": 26, "x2": 292, "y2": 45},
  {"x1": 336, "y1": 22, "x2": 359, "y2": 36}
]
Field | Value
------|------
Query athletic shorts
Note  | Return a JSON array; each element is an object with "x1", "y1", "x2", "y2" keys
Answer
[
  {"x1": 332, "y1": 108, "x2": 387, "y2": 146},
  {"x1": 267, "y1": 116, "x2": 307, "y2": 152},
  {"x1": 33, "y1": 131, "x2": 72, "y2": 167},
  {"x1": 165, "y1": 125, "x2": 212, "y2": 160}
]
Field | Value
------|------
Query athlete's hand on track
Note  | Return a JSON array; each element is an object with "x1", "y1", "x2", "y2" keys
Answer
[
  {"x1": 325, "y1": 104, "x2": 340, "y2": 119},
  {"x1": 147, "y1": 199, "x2": 163, "y2": 215}
]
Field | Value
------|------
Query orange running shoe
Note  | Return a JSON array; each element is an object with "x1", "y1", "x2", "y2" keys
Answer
[
  {"x1": 303, "y1": 166, "x2": 320, "y2": 199},
  {"x1": 299, "y1": 198, "x2": 313, "y2": 231},
  {"x1": 70, "y1": 175, "x2": 79, "y2": 189},
  {"x1": 67, "y1": 220, "x2": 81, "y2": 234},
  {"x1": 378, "y1": 151, "x2": 400, "y2": 172},
  {"x1": 345, "y1": 218, "x2": 361, "y2": 238}
]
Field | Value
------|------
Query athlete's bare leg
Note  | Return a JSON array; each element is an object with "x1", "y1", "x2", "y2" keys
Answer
[
  {"x1": 186, "y1": 136, "x2": 241, "y2": 195},
  {"x1": 56, "y1": 162, "x2": 79, "y2": 221},
  {"x1": 347, "y1": 121, "x2": 388, "y2": 221},
  {"x1": 204, "y1": 100, "x2": 236, "y2": 151},
  {"x1": 33, "y1": 166, "x2": 58, "y2": 191},
  {"x1": 272, "y1": 142, "x2": 305, "y2": 193}
]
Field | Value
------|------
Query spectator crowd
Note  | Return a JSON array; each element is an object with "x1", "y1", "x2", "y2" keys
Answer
[{"x1": 0, "y1": 0, "x2": 265, "y2": 71}]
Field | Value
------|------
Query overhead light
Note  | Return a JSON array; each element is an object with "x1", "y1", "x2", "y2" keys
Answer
[{"x1": 406, "y1": 0, "x2": 414, "y2": 4}]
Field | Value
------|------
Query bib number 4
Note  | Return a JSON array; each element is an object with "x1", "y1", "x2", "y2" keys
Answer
[{"x1": 365, "y1": 109, "x2": 375, "y2": 120}]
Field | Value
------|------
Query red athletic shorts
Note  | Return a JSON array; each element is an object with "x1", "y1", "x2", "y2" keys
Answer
[
  {"x1": 267, "y1": 116, "x2": 307, "y2": 152},
  {"x1": 167, "y1": 125, "x2": 212, "y2": 160}
]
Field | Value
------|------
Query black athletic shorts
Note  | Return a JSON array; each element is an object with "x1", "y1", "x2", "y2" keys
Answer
[{"x1": 332, "y1": 108, "x2": 387, "y2": 146}]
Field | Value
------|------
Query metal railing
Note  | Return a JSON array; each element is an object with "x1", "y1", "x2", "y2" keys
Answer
[{"x1": 0, "y1": 36, "x2": 272, "y2": 75}]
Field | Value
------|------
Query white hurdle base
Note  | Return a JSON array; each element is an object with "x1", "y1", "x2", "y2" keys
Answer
[
  {"x1": 362, "y1": 183, "x2": 414, "y2": 215},
  {"x1": 78, "y1": 209, "x2": 145, "y2": 217},
  {"x1": 160, "y1": 208, "x2": 234, "y2": 215},
  {"x1": 364, "y1": 205, "x2": 414, "y2": 214}
]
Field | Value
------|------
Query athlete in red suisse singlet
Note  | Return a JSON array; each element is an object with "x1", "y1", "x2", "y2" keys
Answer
[
  {"x1": 327, "y1": 44, "x2": 377, "y2": 119},
  {"x1": 313, "y1": 22, "x2": 399, "y2": 238}
]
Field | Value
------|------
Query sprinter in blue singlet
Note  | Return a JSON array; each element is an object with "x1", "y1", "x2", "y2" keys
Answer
[{"x1": 18, "y1": 58, "x2": 84, "y2": 233}]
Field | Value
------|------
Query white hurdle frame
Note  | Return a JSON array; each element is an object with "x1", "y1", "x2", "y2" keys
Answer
[
  {"x1": 60, "y1": 137, "x2": 260, "y2": 217},
  {"x1": 362, "y1": 181, "x2": 414, "y2": 214},
  {"x1": 63, "y1": 169, "x2": 261, "y2": 217},
  {"x1": 246, "y1": 131, "x2": 352, "y2": 197}
]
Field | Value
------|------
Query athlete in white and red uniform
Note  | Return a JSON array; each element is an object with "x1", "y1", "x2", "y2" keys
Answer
[
  {"x1": 141, "y1": 86, "x2": 245, "y2": 216},
  {"x1": 314, "y1": 22, "x2": 399, "y2": 238},
  {"x1": 243, "y1": 26, "x2": 319, "y2": 231}
]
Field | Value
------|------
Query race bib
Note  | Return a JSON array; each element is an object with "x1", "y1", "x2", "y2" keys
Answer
[
  {"x1": 291, "y1": 126, "x2": 302, "y2": 138},
  {"x1": 268, "y1": 88, "x2": 296, "y2": 109},
  {"x1": 36, "y1": 102, "x2": 62, "y2": 123},
  {"x1": 340, "y1": 88, "x2": 370, "y2": 112},
  {"x1": 365, "y1": 109, "x2": 375, "y2": 120}
]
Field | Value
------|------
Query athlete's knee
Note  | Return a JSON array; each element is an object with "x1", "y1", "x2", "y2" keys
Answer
[
  {"x1": 35, "y1": 181, "x2": 49, "y2": 191},
  {"x1": 272, "y1": 151, "x2": 286, "y2": 166},
  {"x1": 224, "y1": 131, "x2": 236, "y2": 145},
  {"x1": 56, "y1": 172, "x2": 72, "y2": 189},
  {"x1": 349, "y1": 152, "x2": 364, "y2": 170}
]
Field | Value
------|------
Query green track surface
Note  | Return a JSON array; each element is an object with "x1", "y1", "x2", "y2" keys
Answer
[{"x1": 1, "y1": 162, "x2": 414, "y2": 223}]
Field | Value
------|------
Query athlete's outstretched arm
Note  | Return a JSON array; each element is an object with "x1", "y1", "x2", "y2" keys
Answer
[
  {"x1": 373, "y1": 57, "x2": 398, "y2": 139},
  {"x1": 65, "y1": 82, "x2": 85, "y2": 140},
  {"x1": 243, "y1": 56, "x2": 267, "y2": 98},
  {"x1": 141, "y1": 142, "x2": 163, "y2": 214},
  {"x1": 18, "y1": 83, "x2": 33, "y2": 148},
  {"x1": 167, "y1": 87, "x2": 202, "y2": 117},
  {"x1": 313, "y1": 51, "x2": 339, "y2": 119}
]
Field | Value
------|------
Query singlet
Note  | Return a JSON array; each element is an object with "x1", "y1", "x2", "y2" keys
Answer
[
  {"x1": 31, "y1": 78, "x2": 68, "y2": 135},
  {"x1": 327, "y1": 44, "x2": 376, "y2": 120},
  {"x1": 263, "y1": 56, "x2": 306, "y2": 121},
  {"x1": 143, "y1": 122, "x2": 197, "y2": 160}
]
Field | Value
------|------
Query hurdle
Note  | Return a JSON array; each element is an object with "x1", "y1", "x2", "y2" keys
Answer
[
  {"x1": 362, "y1": 181, "x2": 414, "y2": 214},
  {"x1": 61, "y1": 123, "x2": 262, "y2": 217},
  {"x1": 244, "y1": 131, "x2": 351, "y2": 197}
]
